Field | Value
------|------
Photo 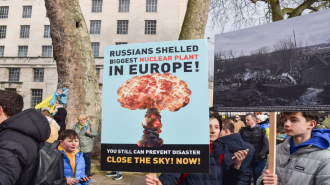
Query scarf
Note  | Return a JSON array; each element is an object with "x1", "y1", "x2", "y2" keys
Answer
[{"x1": 79, "y1": 122, "x2": 87, "y2": 130}]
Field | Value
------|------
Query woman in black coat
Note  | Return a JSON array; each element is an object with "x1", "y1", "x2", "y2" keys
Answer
[{"x1": 53, "y1": 107, "x2": 67, "y2": 136}]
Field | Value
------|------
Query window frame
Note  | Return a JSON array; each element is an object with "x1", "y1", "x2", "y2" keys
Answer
[
  {"x1": 8, "y1": 68, "x2": 20, "y2": 82},
  {"x1": 118, "y1": 0, "x2": 130, "y2": 12},
  {"x1": 91, "y1": 42, "x2": 100, "y2": 57},
  {"x1": 0, "y1": 46, "x2": 4, "y2": 57},
  {"x1": 0, "y1": 6, "x2": 9, "y2": 18},
  {"x1": 22, "y1": 6, "x2": 32, "y2": 18},
  {"x1": 20, "y1": 25, "x2": 30, "y2": 38},
  {"x1": 31, "y1": 89, "x2": 43, "y2": 108},
  {"x1": 44, "y1": 25, "x2": 50, "y2": 38},
  {"x1": 42, "y1": 46, "x2": 53, "y2": 57},
  {"x1": 18, "y1": 46, "x2": 28, "y2": 57},
  {"x1": 33, "y1": 68, "x2": 44, "y2": 82},
  {"x1": 146, "y1": 0, "x2": 157, "y2": 12},
  {"x1": 90, "y1": 20, "x2": 101, "y2": 34},
  {"x1": 92, "y1": 0, "x2": 103, "y2": 13},
  {"x1": 145, "y1": 20, "x2": 156, "y2": 34},
  {"x1": 0, "y1": 26, "x2": 6, "y2": 38},
  {"x1": 117, "y1": 20, "x2": 129, "y2": 34}
]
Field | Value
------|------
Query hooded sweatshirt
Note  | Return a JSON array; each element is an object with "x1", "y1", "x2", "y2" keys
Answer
[
  {"x1": 0, "y1": 108, "x2": 50, "y2": 185},
  {"x1": 290, "y1": 129, "x2": 330, "y2": 154}
]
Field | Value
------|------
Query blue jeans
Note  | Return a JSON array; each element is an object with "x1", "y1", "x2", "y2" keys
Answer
[
  {"x1": 114, "y1": 171, "x2": 122, "y2": 175},
  {"x1": 252, "y1": 160, "x2": 266, "y2": 185},
  {"x1": 83, "y1": 152, "x2": 91, "y2": 175}
]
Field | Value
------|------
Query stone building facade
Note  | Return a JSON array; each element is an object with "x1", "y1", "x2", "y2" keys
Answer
[{"x1": 0, "y1": 0, "x2": 188, "y2": 110}]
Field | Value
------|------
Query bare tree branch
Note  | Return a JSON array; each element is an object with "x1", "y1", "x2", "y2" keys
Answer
[{"x1": 289, "y1": 0, "x2": 319, "y2": 17}]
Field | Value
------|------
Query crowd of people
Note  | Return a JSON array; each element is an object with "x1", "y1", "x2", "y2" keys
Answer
[{"x1": 1, "y1": 89, "x2": 330, "y2": 185}]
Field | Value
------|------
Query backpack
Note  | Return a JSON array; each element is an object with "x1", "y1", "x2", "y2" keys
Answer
[
  {"x1": 29, "y1": 139, "x2": 67, "y2": 185},
  {"x1": 0, "y1": 130, "x2": 67, "y2": 185}
]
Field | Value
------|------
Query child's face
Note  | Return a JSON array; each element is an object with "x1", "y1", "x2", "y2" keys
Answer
[
  {"x1": 283, "y1": 112, "x2": 315, "y2": 137},
  {"x1": 61, "y1": 137, "x2": 79, "y2": 153}
]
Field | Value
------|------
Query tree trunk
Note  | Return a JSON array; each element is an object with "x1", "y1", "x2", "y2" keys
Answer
[
  {"x1": 44, "y1": 0, "x2": 102, "y2": 158},
  {"x1": 179, "y1": 0, "x2": 211, "y2": 40}
]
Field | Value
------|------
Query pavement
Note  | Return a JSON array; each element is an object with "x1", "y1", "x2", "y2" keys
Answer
[{"x1": 90, "y1": 172, "x2": 148, "y2": 185}]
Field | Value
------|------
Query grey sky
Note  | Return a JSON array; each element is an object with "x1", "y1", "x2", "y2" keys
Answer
[{"x1": 214, "y1": 9, "x2": 330, "y2": 55}]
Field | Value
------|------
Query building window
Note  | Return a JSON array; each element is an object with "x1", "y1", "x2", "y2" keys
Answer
[
  {"x1": 8, "y1": 68, "x2": 20, "y2": 82},
  {"x1": 116, "y1": 42, "x2": 127, "y2": 45},
  {"x1": 145, "y1": 20, "x2": 156, "y2": 34},
  {"x1": 46, "y1": 11, "x2": 48, "y2": 17},
  {"x1": 0, "y1": 26, "x2": 6, "y2": 38},
  {"x1": 92, "y1": 0, "x2": 103, "y2": 12},
  {"x1": 18, "y1": 46, "x2": 28, "y2": 57},
  {"x1": 33, "y1": 68, "x2": 44, "y2": 82},
  {"x1": 0, "y1": 6, "x2": 9, "y2": 18},
  {"x1": 146, "y1": 0, "x2": 157, "y2": 12},
  {"x1": 0, "y1": 46, "x2": 3, "y2": 57},
  {"x1": 20, "y1": 25, "x2": 30, "y2": 38},
  {"x1": 5, "y1": 88, "x2": 16, "y2": 92},
  {"x1": 22, "y1": 6, "x2": 32, "y2": 18},
  {"x1": 90, "y1": 20, "x2": 101, "y2": 34},
  {"x1": 44, "y1": 25, "x2": 50, "y2": 38},
  {"x1": 91, "y1": 42, "x2": 100, "y2": 57},
  {"x1": 42, "y1": 46, "x2": 52, "y2": 57},
  {"x1": 118, "y1": 0, "x2": 130, "y2": 12},
  {"x1": 117, "y1": 20, "x2": 128, "y2": 34},
  {"x1": 96, "y1": 68, "x2": 100, "y2": 78},
  {"x1": 31, "y1": 89, "x2": 43, "y2": 108}
]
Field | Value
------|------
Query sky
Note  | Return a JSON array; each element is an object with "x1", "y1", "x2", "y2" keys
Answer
[{"x1": 206, "y1": 8, "x2": 330, "y2": 73}]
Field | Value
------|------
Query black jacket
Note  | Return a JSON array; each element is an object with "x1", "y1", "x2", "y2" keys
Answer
[
  {"x1": 218, "y1": 133, "x2": 259, "y2": 185},
  {"x1": 239, "y1": 125, "x2": 269, "y2": 160},
  {"x1": 53, "y1": 108, "x2": 67, "y2": 136},
  {"x1": 0, "y1": 108, "x2": 50, "y2": 185},
  {"x1": 159, "y1": 139, "x2": 243, "y2": 185}
]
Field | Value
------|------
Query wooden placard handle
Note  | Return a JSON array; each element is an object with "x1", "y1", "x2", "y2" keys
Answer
[
  {"x1": 149, "y1": 173, "x2": 157, "y2": 179},
  {"x1": 268, "y1": 112, "x2": 277, "y2": 174}
]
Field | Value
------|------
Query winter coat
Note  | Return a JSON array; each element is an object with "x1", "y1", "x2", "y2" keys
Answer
[
  {"x1": 257, "y1": 129, "x2": 330, "y2": 185},
  {"x1": 233, "y1": 120, "x2": 245, "y2": 133},
  {"x1": 46, "y1": 120, "x2": 59, "y2": 143},
  {"x1": 0, "y1": 108, "x2": 50, "y2": 185},
  {"x1": 218, "y1": 133, "x2": 259, "y2": 185},
  {"x1": 239, "y1": 125, "x2": 269, "y2": 160},
  {"x1": 59, "y1": 147, "x2": 91, "y2": 184},
  {"x1": 72, "y1": 122, "x2": 98, "y2": 153},
  {"x1": 159, "y1": 139, "x2": 243, "y2": 185},
  {"x1": 54, "y1": 108, "x2": 67, "y2": 136}
]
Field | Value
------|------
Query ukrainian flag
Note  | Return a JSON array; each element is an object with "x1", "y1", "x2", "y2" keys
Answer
[{"x1": 35, "y1": 88, "x2": 68, "y2": 113}]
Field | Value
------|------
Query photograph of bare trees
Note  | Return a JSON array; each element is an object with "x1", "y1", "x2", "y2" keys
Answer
[{"x1": 213, "y1": 9, "x2": 330, "y2": 111}]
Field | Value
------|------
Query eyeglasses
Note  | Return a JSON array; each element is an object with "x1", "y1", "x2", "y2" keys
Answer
[{"x1": 235, "y1": 117, "x2": 239, "y2": 118}]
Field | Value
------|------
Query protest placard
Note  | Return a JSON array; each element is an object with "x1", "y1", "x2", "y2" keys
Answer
[
  {"x1": 213, "y1": 9, "x2": 330, "y2": 112},
  {"x1": 101, "y1": 40, "x2": 209, "y2": 173}
]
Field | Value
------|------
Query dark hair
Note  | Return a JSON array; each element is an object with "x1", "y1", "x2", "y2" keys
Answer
[
  {"x1": 0, "y1": 90, "x2": 24, "y2": 117},
  {"x1": 222, "y1": 119, "x2": 235, "y2": 134},
  {"x1": 246, "y1": 114, "x2": 257, "y2": 121},
  {"x1": 209, "y1": 113, "x2": 222, "y2": 131},
  {"x1": 277, "y1": 127, "x2": 284, "y2": 134},
  {"x1": 282, "y1": 112, "x2": 320, "y2": 124},
  {"x1": 59, "y1": 129, "x2": 78, "y2": 141}
]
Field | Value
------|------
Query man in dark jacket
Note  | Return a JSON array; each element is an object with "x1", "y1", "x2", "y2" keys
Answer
[
  {"x1": 0, "y1": 90, "x2": 50, "y2": 185},
  {"x1": 239, "y1": 114, "x2": 269, "y2": 185},
  {"x1": 219, "y1": 119, "x2": 259, "y2": 185}
]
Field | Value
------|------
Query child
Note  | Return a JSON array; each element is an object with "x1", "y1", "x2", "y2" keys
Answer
[
  {"x1": 258, "y1": 112, "x2": 330, "y2": 185},
  {"x1": 72, "y1": 114, "x2": 98, "y2": 175},
  {"x1": 58, "y1": 130, "x2": 92, "y2": 185},
  {"x1": 41, "y1": 109, "x2": 60, "y2": 143}
]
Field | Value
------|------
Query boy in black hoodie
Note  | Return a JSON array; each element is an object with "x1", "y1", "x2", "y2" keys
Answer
[{"x1": 0, "y1": 90, "x2": 50, "y2": 185}]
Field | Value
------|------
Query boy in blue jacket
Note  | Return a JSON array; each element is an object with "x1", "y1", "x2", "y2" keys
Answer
[{"x1": 58, "y1": 130, "x2": 92, "y2": 185}]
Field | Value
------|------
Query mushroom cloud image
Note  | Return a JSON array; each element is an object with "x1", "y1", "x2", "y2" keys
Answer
[{"x1": 117, "y1": 73, "x2": 192, "y2": 147}]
